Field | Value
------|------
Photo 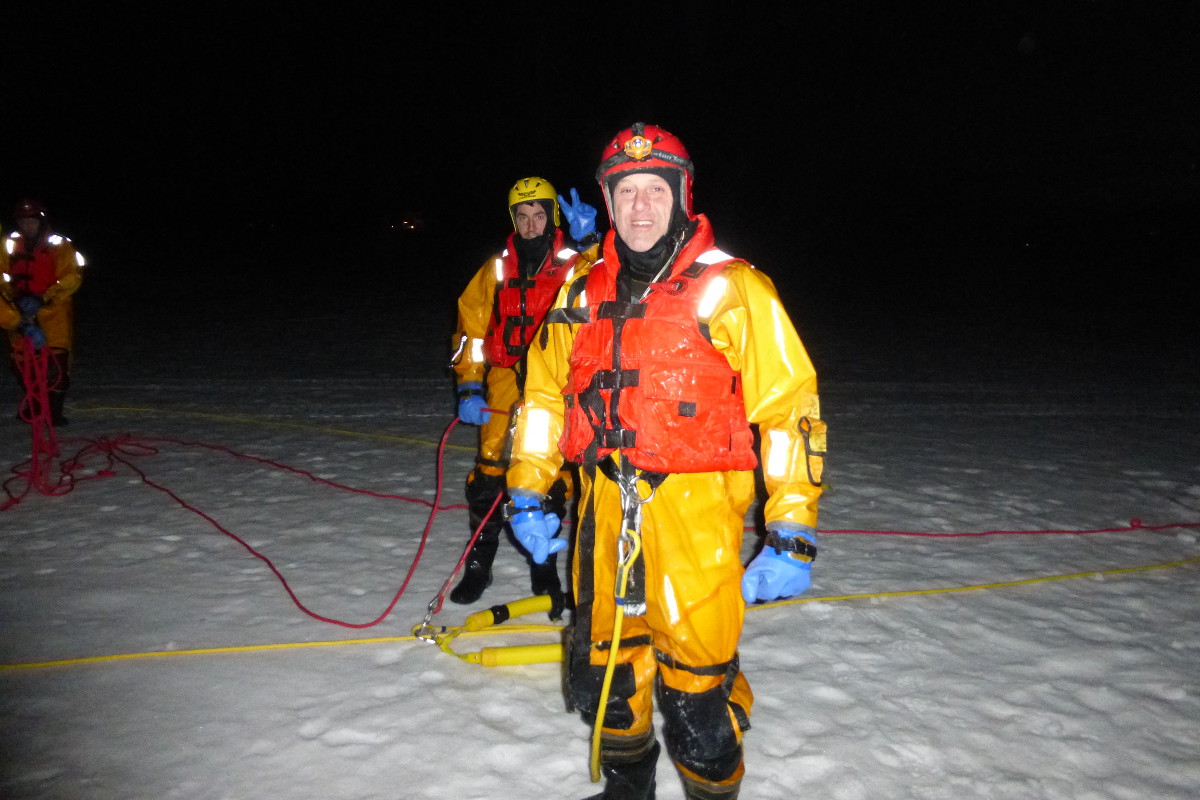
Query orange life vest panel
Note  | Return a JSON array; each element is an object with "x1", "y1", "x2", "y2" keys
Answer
[
  {"x1": 7, "y1": 234, "x2": 59, "y2": 296},
  {"x1": 557, "y1": 250, "x2": 757, "y2": 474},
  {"x1": 483, "y1": 229, "x2": 576, "y2": 368}
]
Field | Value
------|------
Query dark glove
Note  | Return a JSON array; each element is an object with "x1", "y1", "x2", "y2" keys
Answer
[
  {"x1": 741, "y1": 524, "x2": 817, "y2": 603},
  {"x1": 557, "y1": 188, "x2": 597, "y2": 243},
  {"x1": 456, "y1": 382, "x2": 491, "y2": 425},
  {"x1": 16, "y1": 295, "x2": 43, "y2": 318},
  {"x1": 17, "y1": 321, "x2": 47, "y2": 350}
]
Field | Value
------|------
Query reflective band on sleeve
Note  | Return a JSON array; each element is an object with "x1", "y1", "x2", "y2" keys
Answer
[
  {"x1": 4, "y1": 238, "x2": 13, "y2": 255},
  {"x1": 469, "y1": 337, "x2": 485, "y2": 362},
  {"x1": 76, "y1": 251, "x2": 87, "y2": 267},
  {"x1": 765, "y1": 429, "x2": 792, "y2": 478},
  {"x1": 696, "y1": 275, "x2": 728, "y2": 320},
  {"x1": 557, "y1": 248, "x2": 577, "y2": 260},
  {"x1": 493, "y1": 258, "x2": 505, "y2": 281},
  {"x1": 523, "y1": 407, "x2": 551, "y2": 454},
  {"x1": 48, "y1": 235, "x2": 64, "y2": 245}
]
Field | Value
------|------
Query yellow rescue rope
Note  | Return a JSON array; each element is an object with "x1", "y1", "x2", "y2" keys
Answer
[{"x1": 590, "y1": 525, "x2": 643, "y2": 783}]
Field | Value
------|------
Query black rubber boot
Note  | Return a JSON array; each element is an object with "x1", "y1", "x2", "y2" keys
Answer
[
  {"x1": 452, "y1": 467, "x2": 505, "y2": 604},
  {"x1": 49, "y1": 390, "x2": 69, "y2": 427},
  {"x1": 45, "y1": 350, "x2": 70, "y2": 426},
  {"x1": 450, "y1": 539, "x2": 498, "y2": 604},
  {"x1": 580, "y1": 741, "x2": 659, "y2": 800},
  {"x1": 530, "y1": 553, "x2": 565, "y2": 621}
]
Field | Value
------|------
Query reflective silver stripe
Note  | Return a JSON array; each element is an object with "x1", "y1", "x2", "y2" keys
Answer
[
  {"x1": 696, "y1": 275, "x2": 728, "y2": 320},
  {"x1": 521, "y1": 407, "x2": 552, "y2": 455},
  {"x1": 695, "y1": 248, "x2": 733, "y2": 265}
]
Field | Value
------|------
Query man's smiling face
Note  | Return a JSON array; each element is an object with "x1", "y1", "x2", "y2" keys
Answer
[{"x1": 611, "y1": 172, "x2": 674, "y2": 253}]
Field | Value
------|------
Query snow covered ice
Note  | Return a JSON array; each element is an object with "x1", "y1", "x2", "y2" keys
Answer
[{"x1": 2, "y1": 280, "x2": 1198, "y2": 800}]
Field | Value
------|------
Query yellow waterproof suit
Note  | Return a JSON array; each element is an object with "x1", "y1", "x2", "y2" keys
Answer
[
  {"x1": 1, "y1": 230, "x2": 83, "y2": 353},
  {"x1": 508, "y1": 216, "x2": 825, "y2": 792},
  {"x1": 2, "y1": 229, "x2": 84, "y2": 423},
  {"x1": 450, "y1": 228, "x2": 591, "y2": 613},
  {"x1": 452, "y1": 228, "x2": 585, "y2": 482}
]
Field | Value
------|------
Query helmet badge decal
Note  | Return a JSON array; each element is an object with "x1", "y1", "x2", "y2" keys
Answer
[{"x1": 513, "y1": 180, "x2": 542, "y2": 201}]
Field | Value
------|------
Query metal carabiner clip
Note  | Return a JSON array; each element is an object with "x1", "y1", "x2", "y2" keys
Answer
[
  {"x1": 612, "y1": 471, "x2": 656, "y2": 614},
  {"x1": 413, "y1": 597, "x2": 443, "y2": 643},
  {"x1": 447, "y1": 333, "x2": 468, "y2": 369},
  {"x1": 615, "y1": 471, "x2": 656, "y2": 534}
]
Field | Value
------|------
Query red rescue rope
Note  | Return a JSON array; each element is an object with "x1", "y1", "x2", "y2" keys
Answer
[
  {"x1": 819, "y1": 519, "x2": 1200, "y2": 536},
  {"x1": 102, "y1": 428, "x2": 465, "y2": 629},
  {"x1": 422, "y1": 407, "x2": 510, "y2": 618},
  {"x1": 3, "y1": 408, "x2": 516, "y2": 629},
  {"x1": 5, "y1": 396, "x2": 1196, "y2": 630},
  {"x1": 17, "y1": 419, "x2": 474, "y2": 628},
  {"x1": 2, "y1": 338, "x2": 66, "y2": 509}
]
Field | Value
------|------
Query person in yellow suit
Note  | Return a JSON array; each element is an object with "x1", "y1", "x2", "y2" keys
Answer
[
  {"x1": 1, "y1": 199, "x2": 85, "y2": 426},
  {"x1": 0, "y1": 219, "x2": 18, "y2": 333},
  {"x1": 448, "y1": 177, "x2": 597, "y2": 619},
  {"x1": 505, "y1": 123, "x2": 826, "y2": 800}
]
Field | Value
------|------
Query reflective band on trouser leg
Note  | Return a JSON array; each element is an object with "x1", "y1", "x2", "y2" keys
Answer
[{"x1": 678, "y1": 762, "x2": 743, "y2": 800}]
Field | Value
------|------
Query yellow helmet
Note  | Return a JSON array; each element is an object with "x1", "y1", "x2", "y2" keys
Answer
[{"x1": 507, "y1": 176, "x2": 560, "y2": 230}]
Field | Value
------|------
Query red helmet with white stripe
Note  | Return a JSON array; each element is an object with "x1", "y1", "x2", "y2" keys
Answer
[{"x1": 596, "y1": 122, "x2": 695, "y2": 222}]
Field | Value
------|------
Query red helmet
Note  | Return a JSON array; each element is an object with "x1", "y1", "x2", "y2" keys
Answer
[
  {"x1": 596, "y1": 122, "x2": 695, "y2": 221},
  {"x1": 14, "y1": 198, "x2": 47, "y2": 219}
]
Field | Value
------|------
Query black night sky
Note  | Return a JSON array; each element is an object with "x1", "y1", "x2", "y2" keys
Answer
[{"x1": 6, "y1": 4, "x2": 1197, "y2": 368}]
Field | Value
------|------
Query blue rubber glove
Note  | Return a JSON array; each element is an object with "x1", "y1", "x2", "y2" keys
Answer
[
  {"x1": 508, "y1": 494, "x2": 565, "y2": 565},
  {"x1": 17, "y1": 321, "x2": 47, "y2": 350},
  {"x1": 557, "y1": 188, "x2": 597, "y2": 243},
  {"x1": 456, "y1": 382, "x2": 491, "y2": 425},
  {"x1": 741, "y1": 524, "x2": 817, "y2": 603},
  {"x1": 16, "y1": 295, "x2": 43, "y2": 318}
]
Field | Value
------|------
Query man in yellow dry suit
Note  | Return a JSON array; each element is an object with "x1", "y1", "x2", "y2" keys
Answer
[
  {"x1": 1, "y1": 198, "x2": 85, "y2": 426},
  {"x1": 448, "y1": 177, "x2": 597, "y2": 619},
  {"x1": 505, "y1": 123, "x2": 826, "y2": 800}
]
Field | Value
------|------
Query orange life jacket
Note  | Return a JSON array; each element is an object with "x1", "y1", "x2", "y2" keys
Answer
[
  {"x1": 483, "y1": 228, "x2": 577, "y2": 368},
  {"x1": 6, "y1": 233, "x2": 60, "y2": 297},
  {"x1": 555, "y1": 232, "x2": 757, "y2": 474}
]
